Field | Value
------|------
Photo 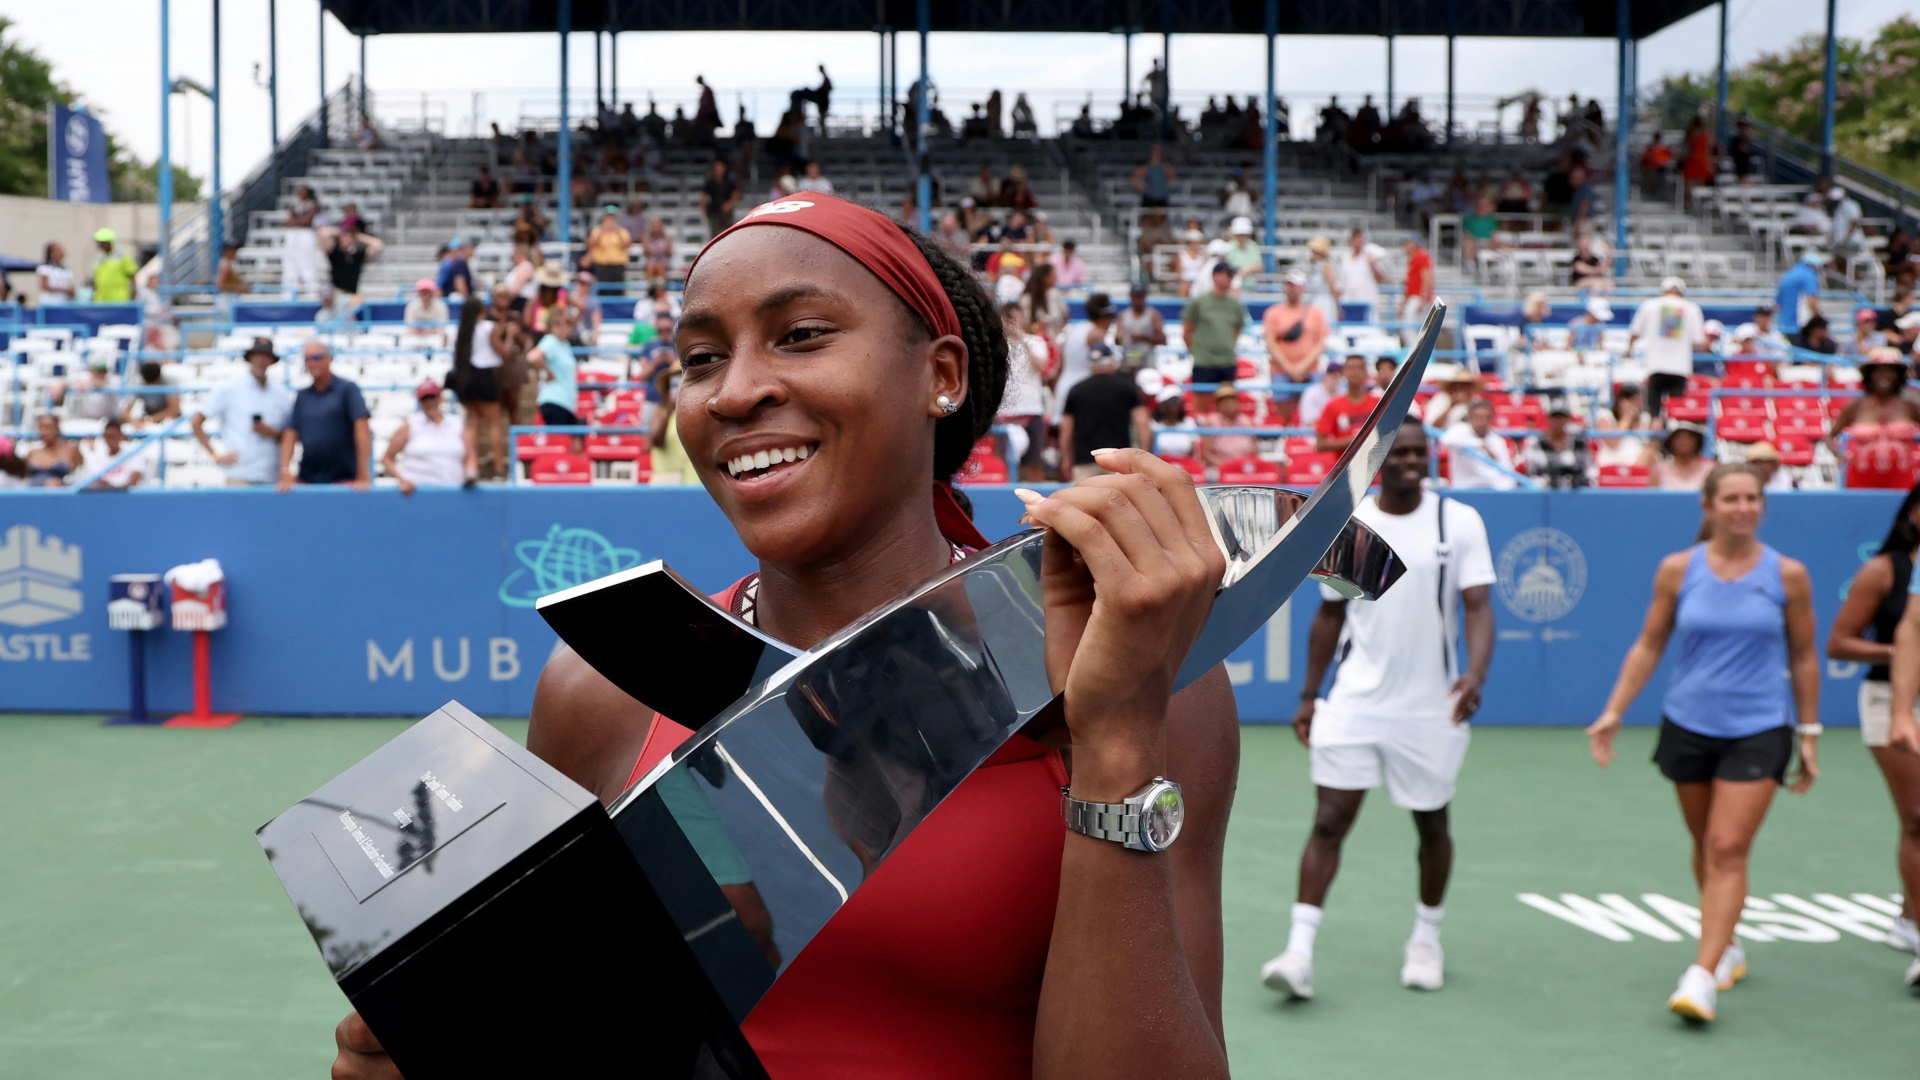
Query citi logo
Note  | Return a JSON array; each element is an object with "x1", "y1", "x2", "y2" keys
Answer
[{"x1": 0, "y1": 526, "x2": 84, "y2": 627}]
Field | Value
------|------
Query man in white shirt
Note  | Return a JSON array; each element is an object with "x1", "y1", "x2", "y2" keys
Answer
[
  {"x1": 1441, "y1": 400, "x2": 1519, "y2": 489},
  {"x1": 191, "y1": 338, "x2": 294, "y2": 486},
  {"x1": 403, "y1": 280, "x2": 450, "y2": 344},
  {"x1": 1336, "y1": 227, "x2": 1387, "y2": 322},
  {"x1": 1627, "y1": 276, "x2": 1705, "y2": 418},
  {"x1": 1828, "y1": 187, "x2": 1863, "y2": 260},
  {"x1": 796, "y1": 161, "x2": 836, "y2": 196},
  {"x1": 1262, "y1": 418, "x2": 1496, "y2": 1000}
]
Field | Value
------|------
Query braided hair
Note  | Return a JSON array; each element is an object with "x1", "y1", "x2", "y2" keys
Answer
[{"x1": 894, "y1": 223, "x2": 1009, "y2": 479}]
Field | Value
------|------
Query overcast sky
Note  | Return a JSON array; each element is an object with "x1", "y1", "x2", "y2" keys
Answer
[{"x1": 2, "y1": 0, "x2": 1908, "y2": 188}]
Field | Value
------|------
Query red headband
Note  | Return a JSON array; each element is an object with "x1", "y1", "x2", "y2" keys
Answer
[{"x1": 687, "y1": 195, "x2": 962, "y2": 342}]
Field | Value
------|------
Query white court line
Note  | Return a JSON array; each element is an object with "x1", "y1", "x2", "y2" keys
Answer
[{"x1": 710, "y1": 741, "x2": 850, "y2": 903}]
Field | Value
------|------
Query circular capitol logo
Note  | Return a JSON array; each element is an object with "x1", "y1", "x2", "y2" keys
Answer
[
  {"x1": 750, "y1": 199, "x2": 817, "y2": 217},
  {"x1": 1496, "y1": 527, "x2": 1587, "y2": 623}
]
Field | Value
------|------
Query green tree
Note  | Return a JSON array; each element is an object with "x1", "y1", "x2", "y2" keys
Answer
[
  {"x1": 0, "y1": 17, "x2": 200, "y2": 201},
  {"x1": 1665, "y1": 17, "x2": 1920, "y2": 187}
]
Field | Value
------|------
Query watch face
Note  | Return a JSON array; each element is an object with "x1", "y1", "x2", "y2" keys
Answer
[{"x1": 1139, "y1": 782, "x2": 1185, "y2": 851}]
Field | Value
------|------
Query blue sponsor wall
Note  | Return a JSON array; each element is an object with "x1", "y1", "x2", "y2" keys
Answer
[{"x1": 0, "y1": 488, "x2": 1899, "y2": 724}]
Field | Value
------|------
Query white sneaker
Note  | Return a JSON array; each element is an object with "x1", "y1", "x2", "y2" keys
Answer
[
  {"x1": 1905, "y1": 955, "x2": 1920, "y2": 989},
  {"x1": 1400, "y1": 941, "x2": 1444, "y2": 991},
  {"x1": 1261, "y1": 950, "x2": 1314, "y2": 1000},
  {"x1": 1668, "y1": 964, "x2": 1718, "y2": 1023},
  {"x1": 1714, "y1": 942, "x2": 1747, "y2": 991},
  {"x1": 1886, "y1": 918, "x2": 1919, "y2": 953}
]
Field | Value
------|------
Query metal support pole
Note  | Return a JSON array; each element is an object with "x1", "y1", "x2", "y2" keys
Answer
[
  {"x1": 594, "y1": 30, "x2": 603, "y2": 115},
  {"x1": 1445, "y1": 0, "x2": 1457, "y2": 146},
  {"x1": 357, "y1": 32, "x2": 367, "y2": 126},
  {"x1": 1715, "y1": 0, "x2": 1730, "y2": 141},
  {"x1": 1124, "y1": 31, "x2": 1132, "y2": 105},
  {"x1": 1159, "y1": 0, "x2": 1173, "y2": 142},
  {"x1": 159, "y1": 0, "x2": 173, "y2": 279},
  {"x1": 211, "y1": 0, "x2": 223, "y2": 253},
  {"x1": 558, "y1": 0, "x2": 573, "y2": 252},
  {"x1": 1386, "y1": 35, "x2": 1395, "y2": 115},
  {"x1": 1263, "y1": 0, "x2": 1278, "y2": 249},
  {"x1": 916, "y1": 0, "x2": 931, "y2": 233},
  {"x1": 609, "y1": 31, "x2": 618, "y2": 112},
  {"x1": 317, "y1": 0, "x2": 327, "y2": 148},
  {"x1": 879, "y1": 29, "x2": 888, "y2": 139},
  {"x1": 889, "y1": 31, "x2": 899, "y2": 144},
  {"x1": 267, "y1": 0, "x2": 278, "y2": 151},
  {"x1": 1821, "y1": 0, "x2": 1838, "y2": 175},
  {"x1": 1613, "y1": 0, "x2": 1632, "y2": 276}
]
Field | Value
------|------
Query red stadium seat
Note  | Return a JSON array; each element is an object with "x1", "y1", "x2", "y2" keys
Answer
[
  {"x1": 1772, "y1": 434, "x2": 1816, "y2": 466},
  {"x1": 574, "y1": 391, "x2": 600, "y2": 418},
  {"x1": 1282, "y1": 435, "x2": 1318, "y2": 460},
  {"x1": 1715, "y1": 412, "x2": 1769, "y2": 443},
  {"x1": 1595, "y1": 463, "x2": 1652, "y2": 488},
  {"x1": 1665, "y1": 394, "x2": 1711, "y2": 424},
  {"x1": 1235, "y1": 356, "x2": 1260, "y2": 381},
  {"x1": 956, "y1": 439, "x2": 1010, "y2": 484},
  {"x1": 1686, "y1": 374, "x2": 1723, "y2": 393},
  {"x1": 1719, "y1": 395, "x2": 1769, "y2": 419},
  {"x1": 1161, "y1": 454, "x2": 1208, "y2": 482},
  {"x1": 1824, "y1": 396, "x2": 1854, "y2": 421},
  {"x1": 586, "y1": 433, "x2": 645, "y2": 461},
  {"x1": 1773, "y1": 396, "x2": 1823, "y2": 419},
  {"x1": 1217, "y1": 456, "x2": 1284, "y2": 484},
  {"x1": 516, "y1": 432, "x2": 570, "y2": 460},
  {"x1": 1723, "y1": 359, "x2": 1776, "y2": 387},
  {"x1": 1773, "y1": 415, "x2": 1825, "y2": 441},
  {"x1": 1283, "y1": 453, "x2": 1335, "y2": 486},
  {"x1": 528, "y1": 453, "x2": 593, "y2": 485}
]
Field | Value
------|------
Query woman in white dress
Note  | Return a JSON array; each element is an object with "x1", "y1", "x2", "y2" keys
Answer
[
  {"x1": 36, "y1": 243, "x2": 75, "y2": 303},
  {"x1": 381, "y1": 380, "x2": 474, "y2": 494}
]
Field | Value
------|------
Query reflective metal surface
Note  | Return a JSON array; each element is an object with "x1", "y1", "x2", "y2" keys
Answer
[{"x1": 548, "y1": 303, "x2": 1448, "y2": 1023}]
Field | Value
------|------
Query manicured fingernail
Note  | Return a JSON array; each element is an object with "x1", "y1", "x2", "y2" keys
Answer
[
  {"x1": 1013, "y1": 487, "x2": 1045, "y2": 504},
  {"x1": 1089, "y1": 447, "x2": 1122, "y2": 457}
]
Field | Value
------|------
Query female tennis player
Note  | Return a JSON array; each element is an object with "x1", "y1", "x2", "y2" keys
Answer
[
  {"x1": 1826, "y1": 484, "x2": 1920, "y2": 971},
  {"x1": 1588, "y1": 464, "x2": 1820, "y2": 1024},
  {"x1": 330, "y1": 194, "x2": 1240, "y2": 1079}
]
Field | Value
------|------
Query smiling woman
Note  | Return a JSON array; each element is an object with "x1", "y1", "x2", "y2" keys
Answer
[{"x1": 328, "y1": 195, "x2": 1241, "y2": 1080}]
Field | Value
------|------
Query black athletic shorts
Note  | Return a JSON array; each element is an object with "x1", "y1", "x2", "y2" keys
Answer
[
  {"x1": 463, "y1": 366, "x2": 501, "y2": 404},
  {"x1": 1652, "y1": 717, "x2": 1792, "y2": 785}
]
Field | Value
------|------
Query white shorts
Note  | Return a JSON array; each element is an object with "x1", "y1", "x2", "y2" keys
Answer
[
  {"x1": 1860, "y1": 680, "x2": 1892, "y2": 749},
  {"x1": 1308, "y1": 700, "x2": 1471, "y2": 812}
]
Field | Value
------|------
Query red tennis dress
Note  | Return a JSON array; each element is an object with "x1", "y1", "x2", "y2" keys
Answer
[{"x1": 627, "y1": 569, "x2": 1067, "y2": 1079}]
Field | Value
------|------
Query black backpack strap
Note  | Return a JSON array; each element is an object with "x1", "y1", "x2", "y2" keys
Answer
[{"x1": 1435, "y1": 493, "x2": 1453, "y2": 678}]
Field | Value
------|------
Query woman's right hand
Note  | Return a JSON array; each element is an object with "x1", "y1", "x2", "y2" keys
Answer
[
  {"x1": 1586, "y1": 711, "x2": 1621, "y2": 767},
  {"x1": 331, "y1": 1012, "x2": 401, "y2": 1080}
]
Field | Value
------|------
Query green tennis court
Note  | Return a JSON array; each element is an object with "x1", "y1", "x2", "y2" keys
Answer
[{"x1": 1, "y1": 716, "x2": 1911, "y2": 1078}]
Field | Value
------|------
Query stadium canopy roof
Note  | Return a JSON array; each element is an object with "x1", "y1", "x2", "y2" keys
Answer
[{"x1": 320, "y1": 0, "x2": 1715, "y2": 40}]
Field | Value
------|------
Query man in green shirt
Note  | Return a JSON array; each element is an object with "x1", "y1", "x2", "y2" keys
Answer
[
  {"x1": 1182, "y1": 262, "x2": 1248, "y2": 389},
  {"x1": 90, "y1": 228, "x2": 138, "y2": 303}
]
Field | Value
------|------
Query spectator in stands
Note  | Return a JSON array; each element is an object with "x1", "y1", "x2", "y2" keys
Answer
[
  {"x1": 1182, "y1": 264, "x2": 1247, "y2": 394},
  {"x1": 325, "y1": 223, "x2": 383, "y2": 306},
  {"x1": 36, "y1": 242, "x2": 74, "y2": 304},
  {"x1": 931, "y1": 213, "x2": 969, "y2": 262},
  {"x1": 1442, "y1": 399, "x2": 1519, "y2": 490},
  {"x1": 1263, "y1": 271, "x2": 1331, "y2": 388},
  {"x1": 1011, "y1": 93, "x2": 1038, "y2": 137},
  {"x1": 1595, "y1": 384, "x2": 1654, "y2": 466},
  {"x1": 1798, "y1": 314, "x2": 1838, "y2": 354},
  {"x1": 404, "y1": 280, "x2": 449, "y2": 344},
  {"x1": 22, "y1": 415, "x2": 82, "y2": 487},
  {"x1": 586, "y1": 210, "x2": 633, "y2": 287},
  {"x1": 1399, "y1": 238, "x2": 1435, "y2": 328},
  {"x1": 1741, "y1": 441, "x2": 1794, "y2": 492},
  {"x1": 1421, "y1": 364, "x2": 1479, "y2": 429},
  {"x1": 1052, "y1": 240, "x2": 1088, "y2": 288},
  {"x1": 1461, "y1": 196, "x2": 1500, "y2": 268},
  {"x1": 1829, "y1": 187, "x2": 1865, "y2": 263},
  {"x1": 1173, "y1": 229, "x2": 1210, "y2": 298},
  {"x1": 191, "y1": 339, "x2": 291, "y2": 486},
  {"x1": 1337, "y1": 228, "x2": 1387, "y2": 323},
  {"x1": 1678, "y1": 116, "x2": 1716, "y2": 208},
  {"x1": 631, "y1": 281, "x2": 681, "y2": 330},
  {"x1": 528, "y1": 264, "x2": 572, "y2": 332},
  {"x1": 1850, "y1": 307, "x2": 1891, "y2": 355},
  {"x1": 436, "y1": 237, "x2": 474, "y2": 300},
  {"x1": 968, "y1": 166, "x2": 1000, "y2": 208},
  {"x1": 1775, "y1": 252, "x2": 1825, "y2": 337},
  {"x1": 637, "y1": 218, "x2": 674, "y2": 286},
  {"x1": 634, "y1": 310, "x2": 681, "y2": 383},
  {"x1": 503, "y1": 245, "x2": 538, "y2": 299},
  {"x1": 83, "y1": 419, "x2": 154, "y2": 490},
  {"x1": 1788, "y1": 192, "x2": 1831, "y2": 237},
  {"x1": 1627, "y1": 276, "x2": 1705, "y2": 418},
  {"x1": 1117, "y1": 285, "x2": 1166, "y2": 368},
  {"x1": 471, "y1": 165, "x2": 502, "y2": 209},
  {"x1": 1131, "y1": 145, "x2": 1177, "y2": 209},
  {"x1": 380, "y1": 380, "x2": 472, "y2": 495},
  {"x1": 64, "y1": 360, "x2": 121, "y2": 421},
  {"x1": 1019, "y1": 264, "x2": 1069, "y2": 351},
  {"x1": 994, "y1": 302, "x2": 1050, "y2": 483},
  {"x1": 1570, "y1": 233, "x2": 1610, "y2": 293},
  {"x1": 1201, "y1": 387, "x2": 1257, "y2": 469},
  {"x1": 570, "y1": 272, "x2": 605, "y2": 343},
  {"x1": 1149, "y1": 388, "x2": 1201, "y2": 460},
  {"x1": 1495, "y1": 172, "x2": 1533, "y2": 214},
  {"x1": 1224, "y1": 218, "x2": 1263, "y2": 282},
  {"x1": 1565, "y1": 295, "x2": 1612, "y2": 350},
  {"x1": 1316, "y1": 354, "x2": 1380, "y2": 454},
  {"x1": 1729, "y1": 119, "x2": 1759, "y2": 182},
  {"x1": 1639, "y1": 132, "x2": 1675, "y2": 197},
  {"x1": 793, "y1": 160, "x2": 834, "y2": 197},
  {"x1": 278, "y1": 341, "x2": 371, "y2": 492},
  {"x1": 1221, "y1": 171, "x2": 1256, "y2": 224},
  {"x1": 1522, "y1": 406, "x2": 1591, "y2": 488},
  {"x1": 768, "y1": 164, "x2": 800, "y2": 201},
  {"x1": 527, "y1": 306, "x2": 583, "y2": 429},
  {"x1": 511, "y1": 199, "x2": 550, "y2": 247},
  {"x1": 1059, "y1": 340, "x2": 1149, "y2": 481},
  {"x1": 700, "y1": 159, "x2": 741, "y2": 239},
  {"x1": 1646, "y1": 423, "x2": 1712, "y2": 491},
  {"x1": 1298, "y1": 358, "x2": 1344, "y2": 428},
  {"x1": 280, "y1": 188, "x2": 323, "y2": 297},
  {"x1": 1748, "y1": 299, "x2": 1791, "y2": 357},
  {"x1": 1000, "y1": 166, "x2": 1039, "y2": 212},
  {"x1": 1830, "y1": 350, "x2": 1920, "y2": 439},
  {"x1": 1051, "y1": 291, "x2": 1114, "y2": 429},
  {"x1": 88, "y1": 229, "x2": 138, "y2": 304},
  {"x1": 124, "y1": 361, "x2": 179, "y2": 426},
  {"x1": 214, "y1": 242, "x2": 247, "y2": 318}
]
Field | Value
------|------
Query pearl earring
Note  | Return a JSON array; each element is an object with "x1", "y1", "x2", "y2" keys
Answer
[{"x1": 936, "y1": 395, "x2": 959, "y2": 415}]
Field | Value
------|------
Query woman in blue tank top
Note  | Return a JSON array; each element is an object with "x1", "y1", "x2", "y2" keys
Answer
[
  {"x1": 1826, "y1": 483, "x2": 1920, "y2": 977},
  {"x1": 1589, "y1": 464, "x2": 1822, "y2": 1025}
]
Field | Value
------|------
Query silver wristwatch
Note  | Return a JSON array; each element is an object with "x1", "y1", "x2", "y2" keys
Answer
[{"x1": 1061, "y1": 777, "x2": 1185, "y2": 853}]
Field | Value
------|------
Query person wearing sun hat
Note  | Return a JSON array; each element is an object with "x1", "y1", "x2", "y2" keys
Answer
[
  {"x1": 1224, "y1": 216, "x2": 1264, "y2": 277},
  {"x1": 1830, "y1": 347, "x2": 1920, "y2": 440},
  {"x1": 1628, "y1": 275, "x2": 1705, "y2": 419},
  {"x1": 89, "y1": 228, "x2": 139, "y2": 303},
  {"x1": 1649, "y1": 421, "x2": 1713, "y2": 491},
  {"x1": 1304, "y1": 235, "x2": 1340, "y2": 325},
  {"x1": 191, "y1": 337, "x2": 294, "y2": 486},
  {"x1": 1740, "y1": 441, "x2": 1795, "y2": 492}
]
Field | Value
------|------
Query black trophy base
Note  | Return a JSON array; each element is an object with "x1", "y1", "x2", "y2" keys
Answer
[{"x1": 257, "y1": 703, "x2": 768, "y2": 1080}]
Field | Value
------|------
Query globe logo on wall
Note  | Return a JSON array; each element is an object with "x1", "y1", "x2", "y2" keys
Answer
[
  {"x1": 1495, "y1": 527, "x2": 1587, "y2": 624},
  {"x1": 498, "y1": 524, "x2": 642, "y2": 608}
]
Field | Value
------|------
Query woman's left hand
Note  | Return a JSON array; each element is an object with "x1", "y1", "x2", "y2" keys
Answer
[
  {"x1": 1789, "y1": 735, "x2": 1819, "y2": 794},
  {"x1": 1017, "y1": 448, "x2": 1226, "y2": 786}
]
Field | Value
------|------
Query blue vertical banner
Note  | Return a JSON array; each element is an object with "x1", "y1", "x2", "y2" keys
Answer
[{"x1": 50, "y1": 103, "x2": 111, "y2": 204}]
